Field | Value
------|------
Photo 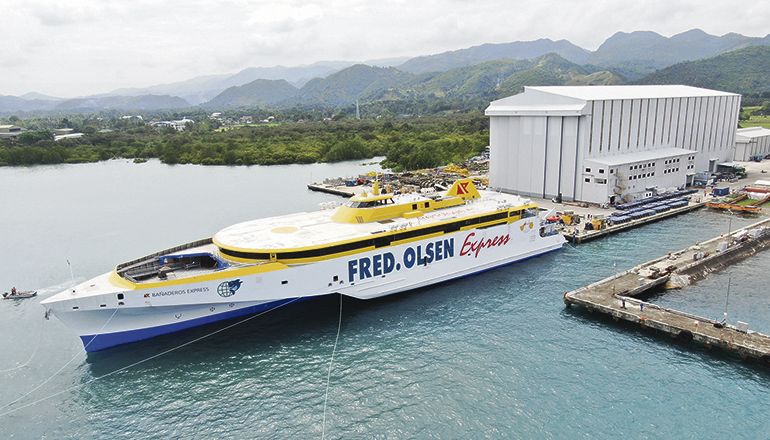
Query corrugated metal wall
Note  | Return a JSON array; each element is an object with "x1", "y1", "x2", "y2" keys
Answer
[{"x1": 489, "y1": 91, "x2": 740, "y2": 203}]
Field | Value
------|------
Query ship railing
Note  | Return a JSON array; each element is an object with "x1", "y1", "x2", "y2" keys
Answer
[{"x1": 116, "y1": 238, "x2": 213, "y2": 277}]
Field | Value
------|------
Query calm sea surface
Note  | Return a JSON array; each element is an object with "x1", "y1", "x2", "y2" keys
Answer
[{"x1": 1, "y1": 159, "x2": 769, "y2": 439}]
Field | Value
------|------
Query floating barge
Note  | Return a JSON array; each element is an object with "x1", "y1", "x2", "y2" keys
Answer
[
  {"x1": 706, "y1": 190, "x2": 770, "y2": 213},
  {"x1": 564, "y1": 217, "x2": 770, "y2": 367}
]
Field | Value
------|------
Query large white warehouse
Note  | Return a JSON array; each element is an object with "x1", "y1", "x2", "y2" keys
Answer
[{"x1": 485, "y1": 85, "x2": 741, "y2": 204}]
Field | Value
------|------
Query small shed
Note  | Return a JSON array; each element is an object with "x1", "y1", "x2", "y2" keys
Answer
[{"x1": 735, "y1": 127, "x2": 770, "y2": 161}]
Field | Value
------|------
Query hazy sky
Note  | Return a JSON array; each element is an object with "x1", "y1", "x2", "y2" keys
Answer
[{"x1": 3, "y1": 0, "x2": 767, "y2": 98}]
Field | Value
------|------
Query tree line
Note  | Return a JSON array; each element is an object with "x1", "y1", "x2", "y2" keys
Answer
[{"x1": 0, "y1": 111, "x2": 489, "y2": 172}]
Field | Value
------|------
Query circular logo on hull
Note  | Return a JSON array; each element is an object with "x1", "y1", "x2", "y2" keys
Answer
[{"x1": 217, "y1": 279, "x2": 242, "y2": 298}]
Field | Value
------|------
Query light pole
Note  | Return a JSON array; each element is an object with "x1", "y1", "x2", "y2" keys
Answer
[{"x1": 723, "y1": 277, "x2": 731, "y2": 324}]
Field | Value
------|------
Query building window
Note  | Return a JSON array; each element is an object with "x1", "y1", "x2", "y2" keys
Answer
[
  {"x1": 585, "y1": 168, "x2": 591, "y2": 173},
  {"x1": 585, "y1": 178, "x2": 591, "y2": 183},
  {"x1": 599, "y1": 169, "x2": 605, "y2": 174}
]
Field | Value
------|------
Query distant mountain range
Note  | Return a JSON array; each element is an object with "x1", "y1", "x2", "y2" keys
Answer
[{"x1": 3, "y1": 29, "x2": 770, "y2": 114}]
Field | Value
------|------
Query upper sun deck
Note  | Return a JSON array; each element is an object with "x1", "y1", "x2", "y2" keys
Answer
[
  {"x1": 213, "y1": 180, "x2": 538, "y2": 260},
  {"x1": 104, "y1": 180, "x2": 539, "y2": 287}
]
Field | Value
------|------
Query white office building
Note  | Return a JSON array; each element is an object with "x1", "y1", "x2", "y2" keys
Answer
[
  {"x1": 735, "y1": 126, "x2": 770, "y2": 162},
  {"x1": 485, "y1": 85, "x2": 741, "y2": 204}
]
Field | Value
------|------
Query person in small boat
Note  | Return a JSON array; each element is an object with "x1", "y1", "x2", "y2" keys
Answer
[{"x1": 11, "y1": 287, "x2": 16, "y2": 296}]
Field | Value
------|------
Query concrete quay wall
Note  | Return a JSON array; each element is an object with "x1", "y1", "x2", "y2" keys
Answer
[{"x1": 564, "y1": 217, "x2": 770, "y2": 367}]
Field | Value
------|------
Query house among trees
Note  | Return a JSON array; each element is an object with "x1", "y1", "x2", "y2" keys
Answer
[
  {"x1": 153, "y1": 117, "x2": 194, "y2": 131},
  {"x1": 0, "y1": 125, "x2": 23, "y2": 139}
]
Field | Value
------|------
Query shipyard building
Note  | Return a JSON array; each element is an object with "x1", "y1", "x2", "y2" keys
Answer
[
  {"x1": 485, "y1": 85, "x2": 741, "y2": 204},
  {"x1": 735, "y1": 126, "x2": 770, "y2": 162}
]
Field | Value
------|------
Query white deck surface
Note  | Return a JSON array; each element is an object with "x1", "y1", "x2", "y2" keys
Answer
[{"x1": 214, "y1": 190, "x2": 532, "y2": 251}]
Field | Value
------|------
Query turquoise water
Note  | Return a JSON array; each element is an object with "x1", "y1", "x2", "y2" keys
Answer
[{"x1": 0, "y1": 160, "x2": 768, "y2": 439}]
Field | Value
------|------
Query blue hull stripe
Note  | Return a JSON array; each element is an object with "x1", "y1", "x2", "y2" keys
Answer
[
  {"x1": 80, "y1": 297, "x2": 308, "y2": 352},
  {"x1": 79, "y1": 245, "x2": 561, "y2": 352}
]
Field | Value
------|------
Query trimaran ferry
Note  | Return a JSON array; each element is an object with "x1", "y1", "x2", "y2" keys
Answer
[{"x1": 42, "y1": 179, "x2": 565, "y2": 352}]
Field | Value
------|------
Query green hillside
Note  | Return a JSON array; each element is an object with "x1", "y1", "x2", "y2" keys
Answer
[
  {"x1": 396, "y1": 39, "x2": 589, "y2": 74},
  {"x1": 376, "y1": 54, "x2": 622, "y2": 102},
  {"x1": 207, "y1": 79, "x2": 298, "y2": 107},
  {"x1": 54, "y1": 95, "x2": 191, "y2": 111},
  {"x1": 635, "y1": 45, "x2": 770, "y2": 95},
  {"x1": 294, "y1": 65, "x2": 414, "y2": 106}
]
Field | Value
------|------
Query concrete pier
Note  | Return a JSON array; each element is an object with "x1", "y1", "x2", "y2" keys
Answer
[
  {"x1": 559, "y1": 200, "x2": 706, "y2": 244},
  {"x1": 307, "y1": 183, "x2": 362, "y2": 197},
  {"x1": 564, "y1": 217, "x2": 770, "y2": 367}
]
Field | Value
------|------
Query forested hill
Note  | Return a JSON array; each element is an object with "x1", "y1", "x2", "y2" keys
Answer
[
  {"x1": 207, "y1": 79, "x2": 298, "y2": 107},
  {"x1": 366, "y1": 54, "x2": 623, "y2": 101},
  {"x1": 635, "y1": 45, "x2": 770, "y2": 95},
  {"x1": 396, "y1": 39, "x2": 590, "y2": 74},
  {"x1": 290, "y1": 65, "x2": 415, "y2": 107},
  {"x1": 205, "y1": 54, "x2": 624, "y2": 110}
]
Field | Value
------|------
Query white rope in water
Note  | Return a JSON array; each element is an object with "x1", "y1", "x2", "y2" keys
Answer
[
  {"x1": 0, "y1": 306, "x2": 120, "y2": 414},
  {"x1": 0, "y1": 297, "x2": 303, "y2": 418},
  {"x1": 322, "y1": 295, "x2": 343, "y2": 440},
  {"x1": 0, "y1": 313, "x2": 46, "y2": 374}
]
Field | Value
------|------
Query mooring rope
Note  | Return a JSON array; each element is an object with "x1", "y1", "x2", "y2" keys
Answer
[
  {"x1": 0, "y1": 297, "x2": 304, "y2": 418},
  {"x1": 0, "y1": 306, "x2": 120, "y2": 415},
  {"x1": 322, "y1": 295, "x2": 343, "y2": 440},
  {"x1": 0, "y1": 313, "x2": 46, "y2": 374}
]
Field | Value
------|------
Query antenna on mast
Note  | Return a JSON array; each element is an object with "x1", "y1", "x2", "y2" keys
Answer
[
  {"x1": 67, "y1": 260, "x2": 76, "y2": 294},
  {"x1": 723, "y1": 277, "x2": 731, "y2": 324}
]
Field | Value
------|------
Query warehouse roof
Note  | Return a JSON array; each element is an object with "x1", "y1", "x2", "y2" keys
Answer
[
  {"x1": 525, "y1": 85, "x2": 737, "y2": 100},
  {"x1": 486, "y1": 85, "x2": 739, "y2": 117},
  {"x1": 736, "y1": 126, "x2": 770, "y2": 142},
  {"x1": 584, "y1": 147, "x2": 693, "y2": 166}
]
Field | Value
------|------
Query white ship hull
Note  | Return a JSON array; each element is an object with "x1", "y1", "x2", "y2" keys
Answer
[{"x1": 43, "y1": 219, "x2": 564, "y2": 352}]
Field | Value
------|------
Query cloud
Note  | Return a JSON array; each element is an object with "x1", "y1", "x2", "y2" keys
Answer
[
  {"x1": 29, "y1": 2, "x2": 99, "y2": 26},
  {"x1": 3, "y1": 0, "x2": 770, "y2": 97},
  {"x1": 246, "y1": 3, "x2": 323, "y2": 27}
]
